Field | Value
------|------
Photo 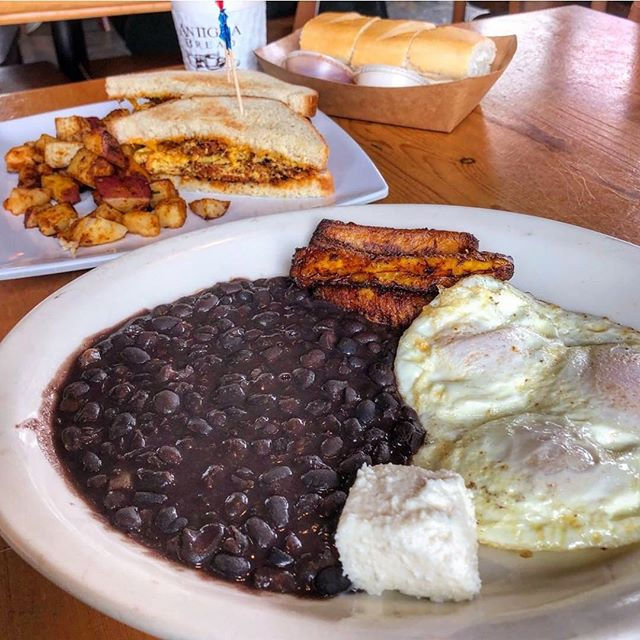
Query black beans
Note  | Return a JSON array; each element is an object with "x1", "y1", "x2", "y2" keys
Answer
[
  {"x1": 259, "y1": 466, "x2": 292, "y2": 484},
  {"x1": 302, "y1": 469, "x2": 339, "y2": 492},
  {"x1": 180, "y1": 523, "x2": 225, "y2": 566},
  {"x1": 186, "y1": 417, "x2": 213, "y2": 436},
  {"x1": 265, "y1": 495, "x2": 289, "y2": 528},
  {"x1": 54, "y1": 277, "x2": 415, "y2": 598},
  {"x1": 337, "y1": 337, "x2": 358, "y2": 355},
  {"x1": 321, "y1": 436, "x2": 343, "y2": 458},
  {"x1": 355, "y1": 399, "x2": 376, "y2": 424},
  {"x1": 224, "y1": 492, "x2": 248, "y2": 519},
  {"x1": 246, "y1": 517, "x2": 276, "y2": 549},
  {"x1": 153, "y1": 390, "x2": 180, "y2": 415},
  {"x1": 300, "y1": 349, "x2": 325, "y2": 368},
  {"x1": 109, "y1": 412, "x2": 135, "y2": 439},
  {"x1": 122, "y1": 347, "x2": 151, "y2": 365},
  {"x1": 315, "y1": 566, "x2": 351, "y2": 596},
  {"x1": 213, "y1": 554, "x2": 251, "y2": 578},
  {"x1": 113, "y1": 506, "x2": 142, "y2": 531},
  {"x1": 292, "y1": 367, "x2": 315, "y2": 389}
]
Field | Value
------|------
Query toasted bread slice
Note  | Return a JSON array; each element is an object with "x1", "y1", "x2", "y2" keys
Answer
[
  {"x1": 162, "y1": 171, "x2": 333, "y2": 199},
  {"x1": 314, "y1": 284, "x2": 434, "y2": 328},
  {"x1": 291, "y1": 245, "x2": 514, "y2": 292},
  {"x1": 106, "y1": 70, "x2": 318, "y2": 118},
  {"x1": 311, "y1": 219, "x2": 478, "y2": 255},
  {"x1": 109, "y1": 96, "x2": 329, "y2": 171}
]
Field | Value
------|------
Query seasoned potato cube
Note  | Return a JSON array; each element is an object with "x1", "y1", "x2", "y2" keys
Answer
[
  {"x1": 83, "y1": 130, "x2": 126, "y2": 168},
  {"x1": 94, "y1": 175, "x2": 151, "y2": 212},
  {"x1": 120, "y1": 143, "x2": 136, "y2": 158},
  {"x1": 36, "y1": 162, "x2": 54, "y2": 177},
  {"x1": 103, "y1": 108, "x2": 130, "y2": 127},
  {"x1": 18, "y1": 165, "x2": 41, "y2": 189},
  {"x1": 5, "y1": 144, "x2": 38, "y2": 172},
  {"x1": 92, "y1": 202, "x2": 123, "y2": 223},
  {"x1": 121, "y1": 211, "x2": 160, "y2": 237},
  {"x1": 150, "y1": 179, "x2": 178, "y2": 207},
  {"x1": 41, "y1": 174, "x2": 81, "y2": 204},
  {"x1": 67, "y1": 148, "x2": 114, "y2": 188},
  {"x1": 124, "y1": 156, "x2": 151, "y2": 180},
  {"x1": 44, "y1": 141, "x2": 83, "y2": 169},
  {"x1": 189, "y1": 198, "x2": 230, "y2": 220},
  {"x1": 35, "y1": 202, "x2": 77, "y2": 236},
  {"x1": 55, "y1": 115, "x2": 90, "y2": 142},
  {"x1": 24, "y1": 203, "x2": 51, "y2": 229},
  {"x1": 67, "y1": 216, "x2": 128, "y2": 247},
  {"x1": 154, "y1": 197, "x2": 187, "y2": 229},
  {"x1": 3, "y1": 187, "x2": 51, "y2": 215},
  {"x1": 35, "y1": 133, "x2": 56, "y2": 154}
]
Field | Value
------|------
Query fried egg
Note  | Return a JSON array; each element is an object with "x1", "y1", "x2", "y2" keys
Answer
[{"x1": 395, "y1": 275, "x2": 640, "y2": 551}]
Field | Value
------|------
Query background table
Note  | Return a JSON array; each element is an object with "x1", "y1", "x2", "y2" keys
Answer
[{"x1": 1, "y1": 5, "x2": 640, "y2": 639}]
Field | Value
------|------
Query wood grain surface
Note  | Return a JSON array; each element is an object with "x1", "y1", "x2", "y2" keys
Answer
[
  {"x1": 0, "y1": 1, "x2": 171, "y2": 26},
  {"x1": 1, "y1": 6, "x2": 639, "y2": 639}
]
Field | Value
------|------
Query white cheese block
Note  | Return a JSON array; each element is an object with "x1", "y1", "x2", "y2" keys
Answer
[{"x1": 335, "y1": 464, "x2": 480, "y2": 601}]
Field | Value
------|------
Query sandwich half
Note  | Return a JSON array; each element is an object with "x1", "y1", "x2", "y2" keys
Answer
[
  {"x1": 109, "y1": 96, "x2": 333, "y2": 198},
  {"x1": 106, "y1": 70, "x2": 319, "y2": 118}
]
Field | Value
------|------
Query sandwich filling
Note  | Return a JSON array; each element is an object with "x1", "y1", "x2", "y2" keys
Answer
[{"x1": 132, "y1": 138, "x2": 315, "y2": 184}]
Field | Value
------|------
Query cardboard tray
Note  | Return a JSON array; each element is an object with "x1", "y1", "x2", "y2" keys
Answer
[{"x1": 255, "y1": 30, "x2": 517, "y2": 132}]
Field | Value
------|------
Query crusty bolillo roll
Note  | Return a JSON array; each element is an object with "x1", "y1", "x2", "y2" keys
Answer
[
  {"x1": 350, "y1": 19, "x2": 435, "y2": 68},
  {"x1": 407, "y1": 26, "x2": 496, "y2": 79},
  {"x1": 299, "y1": 12, "x2": 380, "y2": 64}
]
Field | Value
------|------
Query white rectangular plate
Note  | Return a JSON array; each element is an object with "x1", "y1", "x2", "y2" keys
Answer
[{"x1": 0, "y1": 101, "x2": 387, "y2": 280}]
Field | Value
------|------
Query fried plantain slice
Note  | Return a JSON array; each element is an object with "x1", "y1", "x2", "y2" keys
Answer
[
  {"x1": 310, "y1": 219, "x2": 479, "y2": 256},
  {"x1": 314, "y1": 284, "x2": 435, "y2": 328},
  {"x1": 291, "y1": 246, "x2": 514, "y2": 293}
]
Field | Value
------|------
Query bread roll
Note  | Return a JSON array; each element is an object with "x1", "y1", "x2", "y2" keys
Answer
[
  {"x1": 407, "y1": 26, "x2": 496, "y2": 79},
  {"x1": 351, "y1": 19, "x2": 434, "y2": 68},
  {"x1": 299, "y1": 12, "x2": 380, "y2": 64}
]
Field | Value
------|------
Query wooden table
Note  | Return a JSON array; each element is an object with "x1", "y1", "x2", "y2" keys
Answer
[
  {"x1": 1, "y1": 5, "x2": 639, "y2": 639},
  {"x1": 0, "y1": 1, "x2": 170, "y2": 26}
]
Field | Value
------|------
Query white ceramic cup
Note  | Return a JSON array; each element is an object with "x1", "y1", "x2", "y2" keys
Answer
[{"x1": 171, "y1": 0, "x2": 266, "y2": 71}]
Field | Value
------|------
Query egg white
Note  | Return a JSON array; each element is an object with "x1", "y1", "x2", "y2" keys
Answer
[{"x1": 395, "y1": 275, "x2": 640, "y2": 551}]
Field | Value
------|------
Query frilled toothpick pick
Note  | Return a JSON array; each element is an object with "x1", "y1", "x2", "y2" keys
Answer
[{"x1": 216, "y1": 0, "x2": 244, "y2": 115}]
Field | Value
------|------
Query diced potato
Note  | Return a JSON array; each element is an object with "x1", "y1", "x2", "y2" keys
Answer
[
  {"x1": 44, "y1": 141, "x2": 83, "y2": 169},
  {"x1": 18, "y1": 165, "x2": 41, "y2": 189},
  {"x1": 94, "y1": 175, "x2": 151, "y2": 212},
  {"x1": 41, "y1": 174, "x2": 81, "y2": 204},
  {"x1": 189, "y1": 198, "x2": 230, "y2": 220},
  {"x1": 5, "y1": 144, "x2": 38, "y2": 172},
  {"x1": 154, "y1": 197, "x2": 187, "y2": 229},
  {"x1": 3, "y1": 187, "x2": 51, "y2": 215},
  {"x1": 34, "y1": 133, "x2": 57, "y2": 154},
  {"x1": 55, "y1": 115, "x2": 90, "y2": 142},
  {"x1": 67, "y1": 148, "x2": 114, "y2": 188},
  {"x1": 92, "y1": 202, "x2": 123, "y2": 223},
  {"x1": 121, "y1": 211, "x2": 160, "y2": 237},
  {"x1": 83, "y1": 130, "x2": 126, "y2": 168},
  {"x1": 35, "y1": 202, "x2": 78, "y2": 236},
  {"x1": 124, "y1": 156, "x2": 150, "y2": 180},
  {"x1": 24, "y1": 203, "x2": 51, "y2": 229},
  {"x1": 67, "y1": 216, "x2": 128, "y2": 247},
  {"x1": 150, "y1": 179, "x2": 178, "y2": 207},
  {"x1": 36, "y1": 162, "x2": 54, "y2": 177},
  {"x1": 120, "y1": 143, "x2": 136, "y2": 158},
  {"x1": 103, "y1": 108, "x2": 130, "y2": 127}
]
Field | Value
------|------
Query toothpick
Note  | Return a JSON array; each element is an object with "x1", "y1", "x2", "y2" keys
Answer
[{"x1": 226, "y1": 50, "x2": 244, "y2": 116}]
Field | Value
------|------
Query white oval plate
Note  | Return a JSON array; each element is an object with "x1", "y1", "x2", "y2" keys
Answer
[{"x1": 0, "y1": 204, "x2": 639, "y2": 640}]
